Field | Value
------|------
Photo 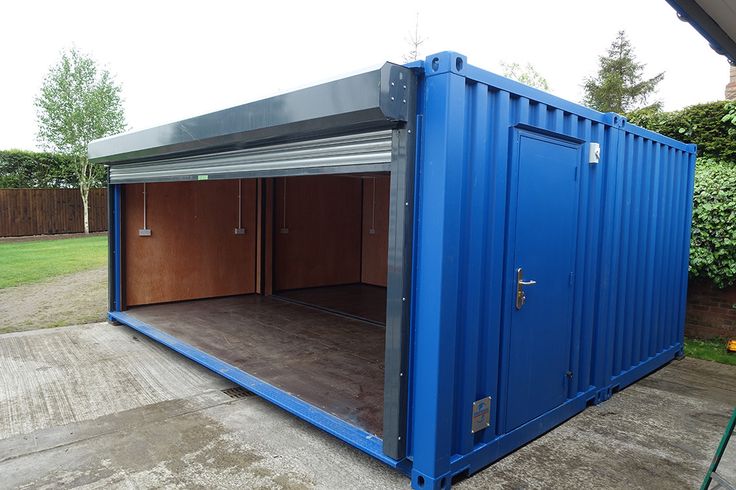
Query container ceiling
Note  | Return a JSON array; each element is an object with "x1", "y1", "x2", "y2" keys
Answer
[{"x1": 666, "y1": 0, "x2": 736, "y2": 64}]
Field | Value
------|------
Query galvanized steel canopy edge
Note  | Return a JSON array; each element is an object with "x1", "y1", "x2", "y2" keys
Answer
[{"x1": 89, "y1": 62, "x2": 413, "y2": 165}]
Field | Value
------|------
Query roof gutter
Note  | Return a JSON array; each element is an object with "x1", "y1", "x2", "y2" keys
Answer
[{"x1": 666, "y1": 0, "x2": 736, "y2": 64}]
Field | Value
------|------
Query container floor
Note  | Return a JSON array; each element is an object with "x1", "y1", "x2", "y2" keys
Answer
[
  {"x1": 125, "y1": 294, "x2": 386, "y2": 436},
  {"x1": 275, "y1": 284, "x2": 386, "y2": 324}
]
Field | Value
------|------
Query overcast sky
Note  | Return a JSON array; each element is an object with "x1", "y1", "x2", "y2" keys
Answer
[{"x1": 0, "y1": 0, "x2": 728, "y2": 151}]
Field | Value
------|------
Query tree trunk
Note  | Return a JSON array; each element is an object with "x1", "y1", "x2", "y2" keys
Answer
[{"x1": 81, "y1": 186, "x2": 90, "y2": 234}]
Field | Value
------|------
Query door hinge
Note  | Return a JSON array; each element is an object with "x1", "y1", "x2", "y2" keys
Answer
[{"x1": 569, "y1": 271, "x2": 574, "y2": 286}]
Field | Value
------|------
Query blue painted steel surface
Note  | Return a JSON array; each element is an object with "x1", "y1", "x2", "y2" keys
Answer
[
  {"x1": 106, "y1": 51, "x2": 696, "y2": 489},
  {"x1": 112, "y1": 184, "x2": 122, "y2": 311},
  {"x1": 407, "y1": 51, "x2": 695, "y2": 489},
  {"x1": 503, "y1": 130, "x2": 581, "y2": 432}
]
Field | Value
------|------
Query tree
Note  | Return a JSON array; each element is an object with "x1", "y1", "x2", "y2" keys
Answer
[
  {"x1": 35, "y1": 47, "x2": 126, "y2": 233},
  {"x1": 501, "y1": 62, "x2": 550, "y2": 90},
  {"x1": 583, "y1": 31, "x2": 664, "y2": 113},
  {"x1": 403, "y1": 13, "x2": 426, "y2": 63}
]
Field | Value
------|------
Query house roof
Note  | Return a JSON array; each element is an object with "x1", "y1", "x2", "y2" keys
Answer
[{"x1": 666, "y1": 0, "x2": 736, "y2": 64}]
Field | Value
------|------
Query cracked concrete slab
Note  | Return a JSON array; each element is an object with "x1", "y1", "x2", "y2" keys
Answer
[
  {"x1": 457, "y1": 359, "x2": 736, "y2": 489},
  {"x1": 0, "y1": 322, "x2": 232, "y2": 439},
  {"x1": 1, "y1": 322, "x2": 735, "y2": 489}
]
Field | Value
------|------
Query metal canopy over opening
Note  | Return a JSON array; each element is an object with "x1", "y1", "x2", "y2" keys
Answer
[{"x1": 89, "y1": 62, "x2": 413, "y2": 167}]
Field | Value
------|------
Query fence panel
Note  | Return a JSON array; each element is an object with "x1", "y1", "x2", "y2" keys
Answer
[{"x1": 0, "y1": 188, "x2": 107, "y2": 237}]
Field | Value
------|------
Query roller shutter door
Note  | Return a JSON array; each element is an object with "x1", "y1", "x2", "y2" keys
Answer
[{"x1": 109, "y1": 130, "x2": 393, "y2": 183}]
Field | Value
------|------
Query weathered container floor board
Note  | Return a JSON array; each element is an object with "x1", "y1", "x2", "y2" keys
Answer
[
  {"x1": 275, "y1": 284, "x2": 387, "y2": 325},
  {"x1": 127, "y1": 294, "x2": 386, "y2": 436}
]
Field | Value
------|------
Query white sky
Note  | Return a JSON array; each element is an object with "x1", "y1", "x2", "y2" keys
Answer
[{"x1": 0, "y1": 0, "x2": 728, "y2": 151}]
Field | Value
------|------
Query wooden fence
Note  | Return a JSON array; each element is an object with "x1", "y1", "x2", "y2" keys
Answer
[{"x1": 0, "y1": 188, "x2": 107, "y2": 237}]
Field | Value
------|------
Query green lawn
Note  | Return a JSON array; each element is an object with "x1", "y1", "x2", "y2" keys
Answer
[
  {"x1": 685, "y1": 337, "x2": 736, "y2": 367},
  {"x1": 5, "y1": 235, "x2": 736, "y2": 368},
  {"x1": 0, "y1": 235, "x2": 107, "y2": 288}
]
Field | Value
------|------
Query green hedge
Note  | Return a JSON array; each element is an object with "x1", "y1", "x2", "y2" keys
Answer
[
  {"x1": 0, "y1": 150, "x2": 85, "y2": 188},
  {"x1": 690, "y1": 158, "x2": 736, "y2": 288},
  {"x1": 627, "y1": 101, "x2": 736, "y2": 163},
  {"x1": 628, "y1": 102, "x2": 736, "y2": 288}
]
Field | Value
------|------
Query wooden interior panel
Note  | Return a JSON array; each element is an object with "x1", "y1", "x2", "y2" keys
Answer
[
  {"x1": 361, "y1": 175, "x2": 390, "y2": 287},
  {"x1": 273, "y1": 175, "x2": 362, "y2": 290},
  {"x1": 264, "y1": 179, "x2": 274, "y2": 295},
  {"x1": 255, "y1": 179, "x2": 263, "y2": 294},
  {"x1": 123, "y1": 179, "x2": 257, "y2": 306}
]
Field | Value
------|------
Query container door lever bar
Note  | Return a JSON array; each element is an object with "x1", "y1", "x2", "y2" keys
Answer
[{"x1": 515, "y1": 267, "x2": 537, "y2": 310}]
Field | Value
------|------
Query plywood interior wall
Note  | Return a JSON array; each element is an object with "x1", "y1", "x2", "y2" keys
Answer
[
  {"x1": 361, "y1": 176, "x2": 390, "y2": 287},
  {"x1": 123, "y1": 180, "x2": 257, "y2": 307},
  {"x1": 273, "y1": 175, "x2": 363, "y2": 290},
  {"x1": 122, "y1": 174, "x2": 389, "y2": 305},
  {"x1": 271, "y1": 174, "x2": 390, "y2": 292}
]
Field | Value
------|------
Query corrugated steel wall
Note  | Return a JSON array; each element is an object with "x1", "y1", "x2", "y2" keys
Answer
[
  {"x1": 409, "y1": 53, "x2": 696, "y2": 484},
  {"x1": 595, "y1": 126, "x2": 695, "y2": 390}
]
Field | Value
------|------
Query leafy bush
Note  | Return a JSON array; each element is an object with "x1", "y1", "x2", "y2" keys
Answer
[
  {"x1": 0, "y1": 150, "x2": 85, "y2": 188},
  {"x1": 629, "y1": 103, "x2": 736, "y2": 288},
  {"x1": 627, "y1": 101, "x2": 736, "y2": 163},
  {"x1": 690, "y1": 158, "x2": 736, "y2": 288}
]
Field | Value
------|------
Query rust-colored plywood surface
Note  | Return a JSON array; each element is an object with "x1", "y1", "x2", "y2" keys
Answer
[
  {"x1": 123, "y1": 180, "x2": 257, "y2": 306},
  {"x1": 273, "y1": 175, "x2": 362, "y2": 290},
  {"x1": 263, "y1": 179, "x2": 274, "y2": 296},
  {"x1": 361, "y1": 176, "x2": 390, "y2": 287},
  {"x1": 255, "y1": 179, "x2": 263, "y2": 294}
]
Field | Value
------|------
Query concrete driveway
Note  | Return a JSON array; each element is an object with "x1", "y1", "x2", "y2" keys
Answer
[{"x1": 0, "y1": 322, "x2": 734, "y2": 489}]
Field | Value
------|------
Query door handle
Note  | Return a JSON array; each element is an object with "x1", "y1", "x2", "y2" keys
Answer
[{"x1": 516, "y1": 267, "x2": 537, "y2": 310}]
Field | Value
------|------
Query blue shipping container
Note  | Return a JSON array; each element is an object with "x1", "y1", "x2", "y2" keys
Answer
[{"x1": 90, "y1": 51, "x2": 696, "y2": 489}]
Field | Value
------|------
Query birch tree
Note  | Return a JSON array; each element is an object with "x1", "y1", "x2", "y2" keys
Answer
[
  {"x1": 501, "y1": 62, "x2": 550, "y2": 90},
  {"x1": 403, "y1": 13, "x2": 426, "y2": 63},
  {"x1": 35, "y1": 47, "x2": 126, "y2": 233}
]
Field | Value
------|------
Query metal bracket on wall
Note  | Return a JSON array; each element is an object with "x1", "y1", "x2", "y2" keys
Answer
[
  {"x1": 234, "y1": 179, "x2": 246, "y2": 235},
  {"x1": 369, "y1": 177, "x2": 376, "y2": 235},
  {"x1": 138, "y1": 182, "x2": 151, "y2": 237},
  {"x1": 280, "y1": 178, "x2": 289, "y2": 234}
]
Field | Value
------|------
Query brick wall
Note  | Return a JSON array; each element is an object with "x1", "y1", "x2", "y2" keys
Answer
[
  {"x1": 726, "y1": 66, "x2": 736, "y2": 100},
  {"x1": 686, "y1": 279, "x2": 736, "y2": 338}
]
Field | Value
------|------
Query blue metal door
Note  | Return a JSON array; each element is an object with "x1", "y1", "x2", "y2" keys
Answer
[{"x1": 504, "y1": 130, "x2": 581, "y2": 432}]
